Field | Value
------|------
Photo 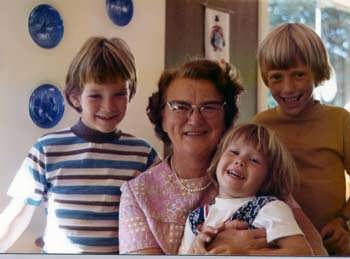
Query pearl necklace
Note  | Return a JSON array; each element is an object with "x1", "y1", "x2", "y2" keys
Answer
[{"x1": 170, "y1": 157, "x2": 212, "y2": 193}]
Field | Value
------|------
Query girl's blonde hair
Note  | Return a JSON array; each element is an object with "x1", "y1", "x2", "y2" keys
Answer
[
  {"x1": 258, "y1": 22, "x2": 331, "y2": 87},
  {"x1": 208, "y1": 123, "x2": 298, "y2": 199},
  {"x1": 65, "y1": 36, "x2": 137, "y2": 112}
]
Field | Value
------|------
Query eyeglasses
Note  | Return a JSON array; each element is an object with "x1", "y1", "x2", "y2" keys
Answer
[{"x1": 165, "y1": 100, "x2": 226, "y2": 119}]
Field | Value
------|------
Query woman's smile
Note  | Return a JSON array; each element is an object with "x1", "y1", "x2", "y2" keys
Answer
[{"x1": 162, "y1": 78, "x2": 225, "y2": 159}]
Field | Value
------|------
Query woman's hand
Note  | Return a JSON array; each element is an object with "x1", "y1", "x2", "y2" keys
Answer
[
  {"x1": 187, "y1": 223, "x2": 225, "y2": 254},
  {"x1": 206, "y1": 220, "x2": 267, "y2": 255},
  {"x1": 321, "y1": 217, "x2": 350, "y2": 255}
]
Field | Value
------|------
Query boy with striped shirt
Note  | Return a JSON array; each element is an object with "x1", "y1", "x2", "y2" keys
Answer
[{"x1": 0, "y1": 36, "x2": 159, "y2": 253}]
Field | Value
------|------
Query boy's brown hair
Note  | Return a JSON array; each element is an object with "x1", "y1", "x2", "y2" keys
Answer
[
  {"x1": 258, "y1": 22, "x2": 331, "y2": 87},
  {"x1": 208, "y1": 123, "x2": 298, "y2": 199},
  {"x1": 65, "y1": 36, "x2": 137, "y2": 112}
]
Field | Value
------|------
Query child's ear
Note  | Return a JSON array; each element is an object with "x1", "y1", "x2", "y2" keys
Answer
[{"x1": 69, "y1": 92, "x2": 81, "y2": 109}]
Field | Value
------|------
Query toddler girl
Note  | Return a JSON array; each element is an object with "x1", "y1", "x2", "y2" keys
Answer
[{"x1": 179, "y1": 123, "x2": 312, "y2": 255}]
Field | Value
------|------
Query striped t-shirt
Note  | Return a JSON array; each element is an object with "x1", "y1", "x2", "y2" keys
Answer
[{"x1": 7, "y1": 120, "x2": 159, "y2": 253}]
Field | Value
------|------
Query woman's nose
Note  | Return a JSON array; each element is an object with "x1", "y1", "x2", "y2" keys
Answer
[{"x1": 187, "y1": 107, "x2": 204, "y2": 123}]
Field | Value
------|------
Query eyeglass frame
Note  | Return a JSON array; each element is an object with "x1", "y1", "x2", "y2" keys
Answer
[{"x1": 164, "y1": 100, "x2": 226, "y2": 119}]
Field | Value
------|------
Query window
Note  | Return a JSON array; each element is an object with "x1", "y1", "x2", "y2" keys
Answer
[{"x1": 267, "y1": 0, "x2": 350, "y2": 111}]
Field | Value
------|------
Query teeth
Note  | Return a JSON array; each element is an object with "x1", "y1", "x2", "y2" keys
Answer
[
  {"x1": 184, "y1": 131, "x2": 205, "y2": 136},
  {"x1": 227, "y1": 169, "x2": 244, "y2": 179},
  {"x1": 97, "y1": 115, "x2": 116, "y2": 120},
  {"x1": 284, "y1": 97, "x2": 298, "y2": 101},
  {"x1": 282, "y1": 95, "x2": 300, "y2": 104}
]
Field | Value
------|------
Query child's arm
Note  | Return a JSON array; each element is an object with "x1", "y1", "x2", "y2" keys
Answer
[
  {"x1": 0, "y1": 199, "x2": 36, "y2": 251},
  {"x1": 248, "y1": 234, "x2": 312, "y2": 256},
  {"x1": 248, "y1": 199, "x2": 313, "y2": 256}
]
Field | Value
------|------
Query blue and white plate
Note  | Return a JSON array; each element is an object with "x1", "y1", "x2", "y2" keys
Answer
[
  {"x1": 29, "y1": 84, "x2": 65, "y2": 129},
  {"x1": 28, "y1": 4, "x2": 64, "y2": 49},
  {"x1": 106, "y1": 0, "x2": 133, "y2": 26}
]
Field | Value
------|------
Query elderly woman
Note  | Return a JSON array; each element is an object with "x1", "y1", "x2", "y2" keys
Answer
[{"x1": 118, "y1": 59, "x2": 327, "y2": 255}]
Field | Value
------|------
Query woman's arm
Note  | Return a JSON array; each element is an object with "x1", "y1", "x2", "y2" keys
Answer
[
  {"x1": 205, "y1": 220, "x2": 267, "y2": 255},
  {"x1": 249, "y1": 235, "x2": 312, "y2": 256},
  {"x1": 185, "y1": 223, "x2": 225, "y2": 254},
  {"x1": 0, "y1": 199, "x2": 36, "y2": 251},
  {"x1": 118, "y1": 182, "x2": 163, "y2": 254},
  {"x1": 292, "y1": 205, "x2": 328, "y2": 255},
  {"x1": 320, "y1": 217, "x2": 350, "y2": 255},
  {"x1": 126, "y1": 247, "x2": 163, "y2": 254}
]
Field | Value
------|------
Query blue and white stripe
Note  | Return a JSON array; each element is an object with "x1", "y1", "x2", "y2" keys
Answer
[{"x1": 7, "y1": 121, "x2": 159, "y2": 253}]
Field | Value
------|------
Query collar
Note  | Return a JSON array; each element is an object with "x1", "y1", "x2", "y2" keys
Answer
[
  {"x1": 71, "y1": 119, "x2": 122, "y2": 143},
  {"x1": 276, "y1": 100, "x2": 323, "y2": 121},
  {"x1": 215, "y1": 196, "x2": 255, "y2": 210}
]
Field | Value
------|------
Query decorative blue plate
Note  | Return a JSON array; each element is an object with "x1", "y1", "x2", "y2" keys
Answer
[
  {"x1": 28, "y1": 4, "x2": 64, "y2": 49},
  {"x1": 29, "y1": 84, "x2": 65, "y2": 129},
  {"x1": 106, "y1": 0, "x2": 133, "y2": 26}
]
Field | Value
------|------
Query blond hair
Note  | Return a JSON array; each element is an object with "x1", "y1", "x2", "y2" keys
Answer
[
  {"x1": 258, "y1": 22, "x2": 331, "y2": 87},
  {"x1": 208, "y1": 123, "x2": 298, "y2": 199},
  {"x1": 65, "y1": 36, "x2": 137, "y2": 112}
]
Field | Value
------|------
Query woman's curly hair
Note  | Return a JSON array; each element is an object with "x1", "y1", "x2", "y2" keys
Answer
[{"x1": 146, "y1": 58, "x2": 244, "y2": 144}]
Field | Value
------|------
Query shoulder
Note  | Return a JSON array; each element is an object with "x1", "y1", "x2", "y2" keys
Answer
[
  {"x1": 253, "y1": 108, "x2": 278, "y2": 124},
  {"x1": 121, "y1": 161, "x2": 168, "y2": 194},
  {"x1": 236, "y1": 196, "x2": 279, "y2": 218},
  {"x1": 319, "y1": 104, "x2": 350, "y2": 129},
  {"x1": 39, "y1": 127, "x2": 74, "y2": 141},
  {"x1": 254, "y1": 199, "x2": 296, "y2": 227},
  {"x1": 118, "y1": 131, "x2": 157, "y2": 149},
  {"x1": 258, "y1": 199, "x2": 293, "y2": 217},
  {"x1": 118, "y1": 132, "x2": 160, "y2": 168},
  {"x1": 321, "y1": 104, "x2": 350, "y2": 118},
  {"x1": 321, "y1": 103, "x2": 348, "y2": 112},
  {"x1": 254, "y1": 199, "x2": 303, "y2": 243},
  {"x1": 120, "y1": 161, "x2": 172, "y2": 217},
  {"x1": 33, "y1": 127, "x2": 77, "y2": 151}
]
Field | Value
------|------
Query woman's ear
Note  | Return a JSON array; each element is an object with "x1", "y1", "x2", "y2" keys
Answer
[{"x1": 161, "y1": 109, "x2": 168, "y2": 133}]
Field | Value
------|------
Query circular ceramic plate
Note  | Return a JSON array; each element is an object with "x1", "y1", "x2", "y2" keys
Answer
[
  {"x1": 106, "y1": 0, "x2": 133, "y2": 26},
  {"x1": 28, "y1": 4, "x2": 64, "y2": 49},
  {"x1": 29, "y1": 84, "x2": 65, "y2": 128}
]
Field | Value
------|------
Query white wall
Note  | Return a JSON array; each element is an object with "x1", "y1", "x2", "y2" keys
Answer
[
  {"x1": 257, "y1": 0, "x2": 269, "y2": 113},
  {"x1": 0, "y1": 0, "x2": 165, "y2": 252}
]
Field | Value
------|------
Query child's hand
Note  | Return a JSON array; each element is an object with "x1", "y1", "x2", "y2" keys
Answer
[
  {"x1": 187, "y1": 223, "x2": 225, "y2": 254},
  {"x1": 320, "y1": 217, "x2": 350, "y2": 255},
  {"x1": 224, "y1": 219, "x2": 249, "y2": 230}
]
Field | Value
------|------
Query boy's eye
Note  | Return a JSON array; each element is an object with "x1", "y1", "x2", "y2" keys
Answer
[
  {"x1": 269, "y1": 74, "x2": 282, "y2": 82},
  {"x1": 88, "y1": 94, "x2": 101, "y2": 99},
  {"x1": 294, "y1": 72, "x2": 305, "y2": 79},
  {"x1": 114, "y1": 91, "x2": 128, "y2": 97}
]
